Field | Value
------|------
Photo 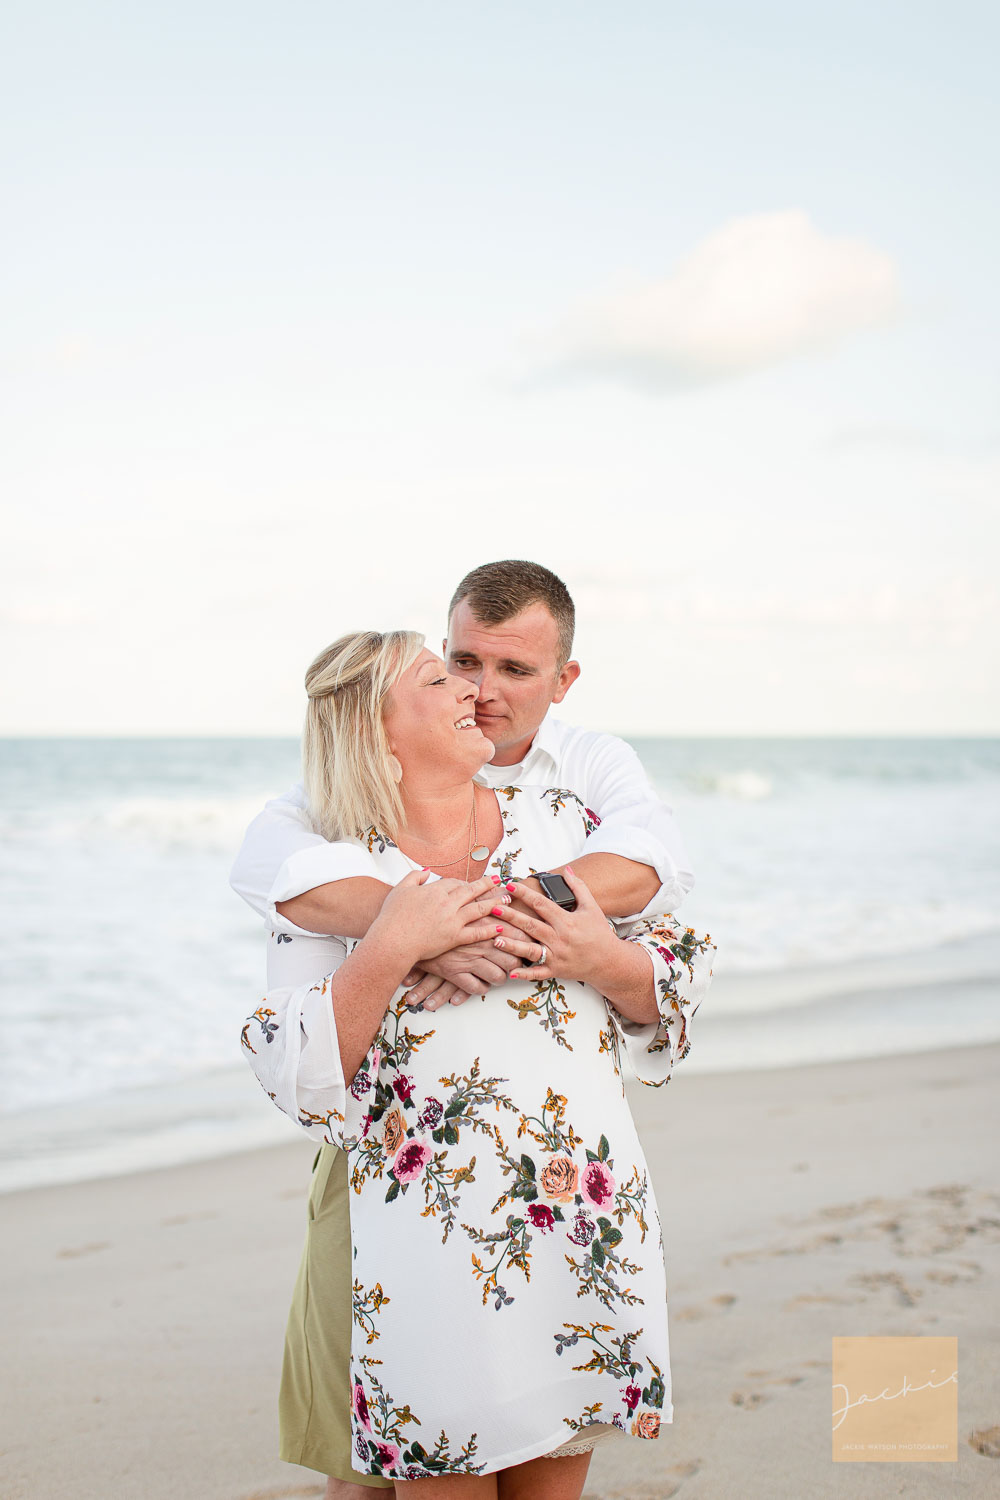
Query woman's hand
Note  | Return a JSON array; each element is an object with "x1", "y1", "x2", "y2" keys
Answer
[
  {"x1": 495, "y1": 866, "x2": 620, "y2": 986},
  {"x1": 369, "y1": 870, "x2": 508, "y2": 973}
]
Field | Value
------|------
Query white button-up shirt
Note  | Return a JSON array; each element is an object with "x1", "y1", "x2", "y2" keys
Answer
[{"x1": 230, "y1": 713, "x2": 694, "y2": 989}]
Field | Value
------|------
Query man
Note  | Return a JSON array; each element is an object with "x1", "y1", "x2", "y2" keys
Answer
[{"x1": 231, "y1": 560, "x2": 694, "y2": 1497}]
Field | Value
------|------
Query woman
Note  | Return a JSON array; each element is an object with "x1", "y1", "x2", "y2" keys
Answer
[{"x1": 242, "y1": 630, "x2": 714, "y2": 1499}]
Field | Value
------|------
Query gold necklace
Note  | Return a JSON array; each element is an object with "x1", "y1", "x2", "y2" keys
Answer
[{"x1": 412, "y1": 790, "x2": 490, "y2": 880}]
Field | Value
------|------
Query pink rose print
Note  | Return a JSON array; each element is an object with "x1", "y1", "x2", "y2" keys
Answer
[
  {"x1": 527, "y1": 1203, "x2": 555, "y2": 1232},
  {"x1": 393, "y1": 1073, "x2": 414, "y2": 1104},
  {"x1": 581, "y1": 1160, "x2": 616, "y2": 1209},
  {"x1": 393, "y1": 1140, "x2": 431, "y2": 1183},
  {"x1": 623, "y1": 1383, "x2": 641, "y2": 1413},
  {"x1": 372, "y1": 1439, "x2": 401, "y2": 1469},
  {"x1": 656, "y1": 944, "x2": 677, "y2": 964},
  {"x1": 353, "y1": 1380, "x2": 371, "y2": 1431}
]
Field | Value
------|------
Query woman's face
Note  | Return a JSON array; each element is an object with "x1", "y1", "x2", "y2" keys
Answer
[{"x1": 383, "y1": 647, "x2": 494, "y2": 783}]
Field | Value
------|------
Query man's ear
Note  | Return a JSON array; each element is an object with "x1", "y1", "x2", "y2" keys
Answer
[
  {"x1": 551, "y1": 660, "x2": 581, "y2": 705},
  {"x1": 441, "y1": 636, "x2": 448, "y2": 657}
]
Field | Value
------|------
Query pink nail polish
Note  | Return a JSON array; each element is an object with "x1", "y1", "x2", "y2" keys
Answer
[
  {"x1": 505, "y1": 882, "x2": 516, "y2": 893},
  {"x1": 491, "y1": 875, "x2": 501, "y2": 885},
  {"x1": 491, "y1": 906, "x2": 503, "y2": 917},
  {"x1": 510, "y1": 970, "x2": 520, "y2": 979},
  {"x1": 495, "y1": 925, "x2": 504, "y2": 934}
]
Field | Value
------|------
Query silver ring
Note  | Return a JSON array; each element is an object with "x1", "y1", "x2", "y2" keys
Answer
[{"x1": 537, "y1": 944, "x2": 547, "y2": 966}]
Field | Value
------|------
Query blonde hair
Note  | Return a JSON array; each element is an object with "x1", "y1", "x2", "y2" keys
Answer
[{"x1": 302, "y1": 629, "x2": 425, "y2": 841}]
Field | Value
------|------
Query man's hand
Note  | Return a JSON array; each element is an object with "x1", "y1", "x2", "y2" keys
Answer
[{"x1": 401, "y1": 939, "x2": 522, "y2": 1011}]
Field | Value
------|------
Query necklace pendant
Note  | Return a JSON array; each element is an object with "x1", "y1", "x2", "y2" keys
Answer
[{"x1": 470, "y1": 844, "x2": 490, "y2": 861}]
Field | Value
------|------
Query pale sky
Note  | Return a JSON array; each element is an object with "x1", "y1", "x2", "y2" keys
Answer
[{"x1": 2, "y1": 1, "x2": 997, "y2": 735}]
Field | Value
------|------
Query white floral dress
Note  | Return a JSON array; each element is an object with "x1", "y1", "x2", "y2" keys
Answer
[{"x1": 242, "y1": 786, "x2": 714, "y2": 1482}]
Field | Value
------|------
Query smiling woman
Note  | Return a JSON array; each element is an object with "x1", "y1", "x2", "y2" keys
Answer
[
  {"x1": 241, "y1": 627, "x2": 715, "y2": 1498},
  {"x1": 303, "y1": 630, "x2": 428, "y2": 844}
]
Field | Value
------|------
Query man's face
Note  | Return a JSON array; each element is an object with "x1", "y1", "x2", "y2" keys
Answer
[{"x1": 444, "y1": 599, "x2": 581, "y2": 765}]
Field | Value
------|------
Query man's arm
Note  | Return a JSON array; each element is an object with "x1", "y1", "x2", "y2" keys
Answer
[
  {"x1": 555, "y1": 730, "x2": 695, "y2": 917},
  {"x1": 408, "y1": 735, "x2": 696, "y2": 1010},
  {"x1": 230, "y1": 787, "x2": 389, "y2": 936},
  {"x1": 517, "y1": 851, "x2": 657, "y2": 920},
  {"x1": 276, "y1": 879, "x2": 392, "y2": 939}
]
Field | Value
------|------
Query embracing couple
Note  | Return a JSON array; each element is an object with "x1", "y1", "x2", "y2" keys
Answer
[{"x1": 232, "y1": 559, "x2": 714, "y2": 1500}]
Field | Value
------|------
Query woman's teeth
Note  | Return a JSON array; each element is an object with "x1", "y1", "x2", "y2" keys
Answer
[{"x1": 455, "y1": 717, "x2": 477, "y2": 730}]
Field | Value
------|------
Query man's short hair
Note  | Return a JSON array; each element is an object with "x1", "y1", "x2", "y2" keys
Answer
[{"x1": 448, "y1": 560, "x2": 575, "y2": 667}]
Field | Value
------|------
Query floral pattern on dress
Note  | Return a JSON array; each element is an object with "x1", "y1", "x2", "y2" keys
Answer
[
  {"x1": 244, "y1": 781, "x2": 715, "y2": 1475},
  {"x1": 240, "y1": 1003, "x2": 278, "y2": 1053},
  {"x1": 351, "y1": 1276, "x2": 485, "y2": 1479},
  {"x1": 540, "y1": 787, "x2": 602, "y2": 835}
]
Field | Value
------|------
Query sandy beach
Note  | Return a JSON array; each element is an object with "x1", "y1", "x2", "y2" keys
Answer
[{"x1": 4, "y1": 1042, "x2": 998, "y2": 1500}]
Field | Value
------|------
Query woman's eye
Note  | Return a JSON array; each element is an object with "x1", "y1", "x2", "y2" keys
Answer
[{"x1": 432, "y1": 677, "x2": 447, "y2": 685}]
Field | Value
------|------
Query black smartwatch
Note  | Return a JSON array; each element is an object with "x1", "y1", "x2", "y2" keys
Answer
[{"x1": 535, "y1": 871, "x2": 577, "y2": 911}]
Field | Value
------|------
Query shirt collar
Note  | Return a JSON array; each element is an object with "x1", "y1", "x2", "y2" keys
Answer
[
  {"x1": 527, "y1": 710, "x2": 564, "y2": 769},
  {"x1": 478, "y1": 711, "x2": 563, "y2": 778}
]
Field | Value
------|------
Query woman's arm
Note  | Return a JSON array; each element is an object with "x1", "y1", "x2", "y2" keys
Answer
[
  {"x1": 315, "y1": 870, "x2": 505, "y2": 1084},
  {"x1": 241, "y1": 871, "x2": 504, "y2": 1149},
  {"x1": 496, "y1": 865, "x2": 715, "y2": 1084}
]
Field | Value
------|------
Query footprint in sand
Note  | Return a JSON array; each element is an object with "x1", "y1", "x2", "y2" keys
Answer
[
  {"x1": 57, "y1": 1242, "x2": 109, "y2": 1258},
  {"x1": 850, "y1": 1270, "x2": 922, "y2": 1307},
  {"x1": 744, "y1": 1370, "x2": 805, "y2": 1387},
  {"x1": 969, "y1": 1426, "x2": 1000, "y2": 1459},
  {"x1": 672, "y1": 1293, "x2": 736, "y2": 1322},
  {"x1": 783, "y1": 1291, "x2": 854, "y2": 1309},
  {"x1": 731, "y1": 1390, "x2": 769, "y2": 1409}
]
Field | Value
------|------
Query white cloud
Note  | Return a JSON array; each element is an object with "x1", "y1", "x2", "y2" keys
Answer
[{"x1": 537, "y1": 211, "x2": 900, "y2": 390}]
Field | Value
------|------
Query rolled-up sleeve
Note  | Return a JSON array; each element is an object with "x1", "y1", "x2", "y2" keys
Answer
[
  {"x1": 230, "y1": 788, "x2": 380, "y2": 936},
  {"x1": 606, "y1": 917, "x2": 715, "y2": 1086},
  {"x1": 240, "y1": 963, "x2": 350, "y2": 1147}
]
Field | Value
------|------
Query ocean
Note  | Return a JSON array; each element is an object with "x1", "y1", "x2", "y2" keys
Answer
[{"x1": 2, "y1": 735, "x2": 998, "y2": 1192}]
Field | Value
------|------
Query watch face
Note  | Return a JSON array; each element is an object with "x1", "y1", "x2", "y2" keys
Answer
[{"x1": 539, "y1": 872, "x2": 577, "y2": 910}]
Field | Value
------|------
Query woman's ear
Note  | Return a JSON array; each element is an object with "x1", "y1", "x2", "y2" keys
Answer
[{"x1": 388, "y1": 754, "x2": 403, "y2": 784}]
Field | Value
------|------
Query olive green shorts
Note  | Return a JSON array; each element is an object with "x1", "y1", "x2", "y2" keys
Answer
[{"x1": 278, "y1": 1144, "x2": 393, "y2": 1488}]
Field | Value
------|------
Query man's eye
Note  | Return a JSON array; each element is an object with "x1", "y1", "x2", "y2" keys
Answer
[{"x1": 506, "y1": 667, "x2": 527, "y2": 676}]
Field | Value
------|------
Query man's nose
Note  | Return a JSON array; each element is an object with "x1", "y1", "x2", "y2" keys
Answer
[{"x1": 475, "y1": 668, "x2": 499, "y2": 702}]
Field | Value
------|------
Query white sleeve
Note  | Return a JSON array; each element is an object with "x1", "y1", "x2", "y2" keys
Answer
[
  {"x1": 240, "y1": 956, "x2": 351, "y2": 1148},
  {"x1": 572, "y1": 735, "x2": 695, "y2": 916},
  {"x1": 229, "y1": 789, "x2": 382, "y2": 936},
  {"x1": 605, "y1": 916, "x2": 715, "y2": 1086}
]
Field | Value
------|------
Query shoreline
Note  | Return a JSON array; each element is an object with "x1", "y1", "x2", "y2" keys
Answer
[
  {"x1": 6, "y1": 927, "x2": 1000, "y2": 1197},
  {"x1": 3, "y1": 1043, "x2": 999, "y2": 1498}
]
